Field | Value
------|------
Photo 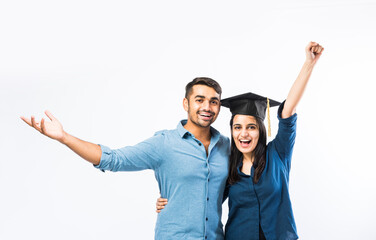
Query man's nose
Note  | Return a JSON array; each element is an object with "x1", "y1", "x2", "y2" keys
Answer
[{"x1": 202, "y1": 100, "x2": 210, "y2": 110}]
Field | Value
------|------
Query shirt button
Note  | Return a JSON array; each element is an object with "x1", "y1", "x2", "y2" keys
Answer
[
  {"x1": 208, "y1": 178, "x2": 210, "y2": 182},
  {"x1": 198, "y1": 142, "x2": 202, "y2": 146},
  {"x1": 206, "y1": 217, "x2": 208, "y2": 221},
  {"x1": 207, "y1": 197, "x2": 209, "y2": 201},
  {"x1": 205, "y1": 236, "x2": 207, "y2": 239}
]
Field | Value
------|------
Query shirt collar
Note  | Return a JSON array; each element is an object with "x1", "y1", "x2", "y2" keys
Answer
[
  {"x1": 177, "y1": 119, "x2": 220, "y2": 140},
  {"x1": 177, "y1": 120, "x2": 190, "y2": 138},
  {"x1": 237, "y1": 157, "x2": 254, "y2": 178}
]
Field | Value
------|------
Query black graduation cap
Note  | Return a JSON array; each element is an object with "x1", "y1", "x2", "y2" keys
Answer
[{"x1": 221, "y1": 92, "x2": 282, "y2": 136}]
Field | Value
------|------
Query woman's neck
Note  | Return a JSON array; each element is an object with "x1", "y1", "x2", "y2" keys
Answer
[{"x1": 242, "y1": 152, "x2": 254, "y2": 163}]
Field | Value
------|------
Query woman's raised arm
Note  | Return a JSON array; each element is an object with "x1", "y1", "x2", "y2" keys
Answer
[{"x1": 282, "y1": 41, "x2": 324, "y2": 118}]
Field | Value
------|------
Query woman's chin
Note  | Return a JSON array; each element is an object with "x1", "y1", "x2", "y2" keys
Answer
[{"x1": 237, "y1": 146, "x2": 255, "y2": 155}]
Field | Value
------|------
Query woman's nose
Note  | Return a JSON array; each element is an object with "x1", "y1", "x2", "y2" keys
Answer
[{"x1": 240, "y1": 129, "x2": 249, "y2": 137}]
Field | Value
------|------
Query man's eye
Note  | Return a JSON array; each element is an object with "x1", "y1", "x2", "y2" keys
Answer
[
  {"x1": 196, "y1": 99, "x2": 203, "y2": 103},
  {"x1": 211, "y1": 101, "x2": 218, "y2": 105},
  {"x1": 234, "y1": 126, "x2": 240, "y2": 130}
]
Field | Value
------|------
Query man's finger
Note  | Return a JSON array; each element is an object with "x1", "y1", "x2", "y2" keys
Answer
[
  {"x1": 20, "y1": 116, "x2": 32, "y2": 126},
  {"x1": 41, "y1": 118, "x2": 46, "y2": 134},
  {"x1": 31, "y1": 116, "x2": 42, "y2": 132},
  {"x1": 45, "y1": 110, "x2": 56, "y2": 121},
  {"x1": 31, "y1": 116, "x2": 37, "y2": 129}
]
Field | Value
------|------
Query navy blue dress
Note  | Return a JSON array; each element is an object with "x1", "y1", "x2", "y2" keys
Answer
[{"x1": 225, "y1": 103, "x2": 299, "y2": 240}]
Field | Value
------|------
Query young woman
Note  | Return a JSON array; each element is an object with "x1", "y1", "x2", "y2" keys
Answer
[{"x1": 156, "y1": 42, "x2": 324, "y2": 240}]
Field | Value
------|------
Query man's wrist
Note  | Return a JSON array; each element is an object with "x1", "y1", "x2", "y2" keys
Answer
[{"x1": 59, "y1": 131, "x2": 69, "y2": 145}]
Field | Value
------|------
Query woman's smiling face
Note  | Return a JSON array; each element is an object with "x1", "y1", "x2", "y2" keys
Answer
[{"x1": 232, "y1": 114, "x2": 260, "y2": 155}]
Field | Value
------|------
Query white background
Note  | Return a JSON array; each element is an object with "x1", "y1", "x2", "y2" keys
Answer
[{"x1": 1, "y1": 0, "x2": 376, "y2": 239}]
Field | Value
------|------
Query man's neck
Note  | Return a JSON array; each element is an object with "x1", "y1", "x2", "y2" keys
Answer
[{"x1": 183, "y1": 120, "x2": 211, "y2": 142}]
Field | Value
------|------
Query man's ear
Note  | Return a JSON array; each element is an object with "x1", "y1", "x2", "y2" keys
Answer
[{"x1": 183, "y1": 98, "x2": 189, "y2": 112}]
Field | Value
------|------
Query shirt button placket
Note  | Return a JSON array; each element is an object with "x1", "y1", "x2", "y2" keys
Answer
[{"x1": 204, "y1": 145, "x2": 210, "y2": 240}]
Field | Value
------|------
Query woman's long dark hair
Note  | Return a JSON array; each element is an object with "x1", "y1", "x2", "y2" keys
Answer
[{"x1": 227, "y1": 115, "x2": 267, "y2": 185}]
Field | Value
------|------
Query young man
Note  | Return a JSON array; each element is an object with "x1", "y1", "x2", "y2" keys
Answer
[{"x1": 21, "y1": 77, "x2": 230, "y2": 240}]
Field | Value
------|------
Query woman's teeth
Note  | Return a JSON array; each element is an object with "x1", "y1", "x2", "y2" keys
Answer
[{"x1": 239, "y1": 139, "x2": 251, "y2": 148}]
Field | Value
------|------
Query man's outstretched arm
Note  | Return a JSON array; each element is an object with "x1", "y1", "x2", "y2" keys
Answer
[{"x1": 21, "y1": 110, "x2": 101, "y2": 165}]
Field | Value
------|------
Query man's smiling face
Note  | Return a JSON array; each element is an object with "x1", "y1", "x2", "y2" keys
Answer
[{"x1": 184, "y1": 84, "x2": 220, "y2": 128}]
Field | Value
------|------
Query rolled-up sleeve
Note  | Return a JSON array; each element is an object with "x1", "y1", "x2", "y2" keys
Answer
[
  {"x1": 272, "y1": 100, "x2": 297, "y2": 172},
  {"x1": 94, "y1": 133, "x2": 164, "y2": 172}
]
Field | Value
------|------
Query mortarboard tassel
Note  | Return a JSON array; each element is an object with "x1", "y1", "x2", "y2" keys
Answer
[{"x1": 267, "y1": 98, "x2": 271, "y2": 137}]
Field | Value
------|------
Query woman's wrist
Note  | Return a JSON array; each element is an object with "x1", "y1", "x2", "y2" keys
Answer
[{"x1": 303, "y1": 60, "x2": 316, "y2": 70}]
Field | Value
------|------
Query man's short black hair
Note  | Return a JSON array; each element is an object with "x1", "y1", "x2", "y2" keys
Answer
[{"x1": 185, "y1": 77, "x2": 222, "y2": 99}]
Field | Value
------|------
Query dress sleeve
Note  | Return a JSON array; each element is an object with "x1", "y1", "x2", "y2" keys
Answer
[
  {"x1": 271, "y1": 100, "x2": 297, "y2": 172},
  {"x1": 93, "y1": 132, "x2": 164, "y2": 172}
]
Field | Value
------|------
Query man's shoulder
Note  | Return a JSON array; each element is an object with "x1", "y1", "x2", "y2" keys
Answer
[
  {"x1": 210, "y1": 127, "x2": 230, "y2": 145},
  {"x1": 153, "y1": 128, "x2": 179, "y2": 137},
  {"x1": 222, "y1": 135, "x2": 231, "y2": 146},
  {"x1": 154, "y1": 129, "x2": 168, "y2": 136},
  {"x1": 216, "y1": 132, "x2": 231, "y2": 147},
  {"x1": 218, "y1": 132, "x2": 229, "y2": 140}
]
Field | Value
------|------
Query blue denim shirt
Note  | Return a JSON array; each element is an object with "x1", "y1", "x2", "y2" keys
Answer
[{"x1": 94, "y1": 120, "x2": 230, "y2": 240}]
